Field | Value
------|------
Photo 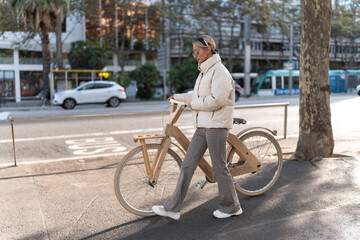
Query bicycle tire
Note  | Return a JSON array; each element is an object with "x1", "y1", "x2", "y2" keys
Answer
[
  {"x1": 227, "y1": 131, "x2": 283, "y2": 196},
  {"x1": 114, "y1": 143, "x2": 182, "y2": 216}
]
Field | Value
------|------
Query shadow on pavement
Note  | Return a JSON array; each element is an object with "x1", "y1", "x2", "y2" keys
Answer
[
  {"x1": 79, "y1": 158, "x2": 360, "y2": 239},
  {"x1": 0, "y1": 161, "x2": 118, "y2": 181}
]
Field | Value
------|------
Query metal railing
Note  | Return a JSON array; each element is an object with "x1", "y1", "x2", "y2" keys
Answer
[
  {"x1": 234, "y1": 102, "x2": 289, "y2": 139},
  {"x1": 6, "y1": 102, "x2": 289, "y2": 166}
]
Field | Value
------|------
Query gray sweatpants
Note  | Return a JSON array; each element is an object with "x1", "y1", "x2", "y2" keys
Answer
[{"x1": 163, "y1": 128, "x2": 241, "y2": 214}]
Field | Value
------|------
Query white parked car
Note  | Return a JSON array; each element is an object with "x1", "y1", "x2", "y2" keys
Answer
[
  {"x1": 357, "y1": 84, "x2": 360, "y2": 96},
  {"x1": 53, "y1": 81, "x2": 127, "y2": 109}
]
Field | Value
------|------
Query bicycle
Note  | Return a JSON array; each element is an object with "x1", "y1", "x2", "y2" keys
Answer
[{"x1": 114, "y1": 99, "x2": 283, "y2": 216}]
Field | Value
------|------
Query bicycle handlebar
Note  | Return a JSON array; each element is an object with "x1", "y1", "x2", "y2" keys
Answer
[{"x1": 170, "y1": 99, "x2": 187, "y2": 107}]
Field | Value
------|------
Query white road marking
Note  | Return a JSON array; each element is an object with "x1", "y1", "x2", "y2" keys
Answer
[
  {"x1": 65, "y1": 137, "x2": 126, "y2": 155},
  {"x1": 0, "y1": 111, "x2": 10, "y2": 121},
  {"x1": 0, "y1": 126, "x2": 195, "y2": 143}
]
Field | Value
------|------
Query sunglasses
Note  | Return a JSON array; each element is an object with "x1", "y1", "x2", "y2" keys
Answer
[{"x1": 192, "y1": 51, "x2": 200, "y2": 57}]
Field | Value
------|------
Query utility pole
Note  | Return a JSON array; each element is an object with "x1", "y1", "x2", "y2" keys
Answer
[
  {"x1": 81, "y1": 0, "x2": 86, "y2": 41},
  {"x1": 99, "y1": 0, "x2": 102, "y2": 48},
  {"x1": 244, "y1": 14, "x2": 251, "y2": 97},
  {"x1": 289, "y1": 23, "x2": 293, "y2": 95},
  {"x1": 157, "y1": 38, "x2": 169, "y2": 101},
  {"x1": 158, "y1": 0, "x2": 167, "y2": 100},
  {"x1": 115, "y1": 1, "x2": 118, "y2": 50}
]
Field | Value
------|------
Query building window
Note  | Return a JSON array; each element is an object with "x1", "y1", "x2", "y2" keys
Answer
[
  {"x1": 146, "y1": 51, "x2": 157, "y2": 64},
  {"x1": 19, "y1": 51, "x2": 42, "y2": 65},
  {"x1": 0, "y1": 49, "x2": 14, "y2": 64},
  {"x1": 172, "y1": 38, "x2": 181, "y2": 49},
  {"x1": 126, "y1": 53, "x2": 141, "y2": 66},
  {"x1": 261, "y1": 77, "x2": 272, "y2": 89},
  {"x1": 284, "y1": 76, "x2": 289, "y2": 88},
  {"x1": 252, "y1": 41, "x2": 262, "y2": 51},
  {"x1": 0, "y1": 71, "x2": 15, "y2": 98},
  {"x1": 263, "y1": 42, "x2": 284, "y2": 51},
  {"x1": 330, "y1": 45, "x2": 336, "y2": 54},
  {"x1": 20, "y1": 71, "x2": 43, "y2": 99},
  {"x1": 293, "y1": 76, "x2": 299, "y2": 88},
  {"x1": 276, "y1": 76, "x2": 282, "y2": 88}
]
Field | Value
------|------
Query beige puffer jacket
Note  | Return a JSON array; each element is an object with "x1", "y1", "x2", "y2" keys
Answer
[{"x1": 173, "y1": 54, "x2": 235, "y2": 129}]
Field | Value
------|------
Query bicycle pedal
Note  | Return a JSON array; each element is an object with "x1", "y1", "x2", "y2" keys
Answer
[
  {"x1": 237, "y1": 160, "x2": 246, "y2": 165},
  {"x1": 228, "y1": 161, "x2": 246, "y2": 169},
  {"x1": 227, "y1": 163, "x2": 235, "y2": 168},
  {"x1": 196, "y1": 180, "x2": 207, "y2": 189}
]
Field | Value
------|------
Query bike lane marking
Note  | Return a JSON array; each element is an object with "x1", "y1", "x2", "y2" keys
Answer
[{"x1": 65, "y1": 137, "x2": 126, "y2": 155}]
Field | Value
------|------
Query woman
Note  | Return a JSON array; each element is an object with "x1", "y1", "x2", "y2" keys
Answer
[{"x1": 152, "y1": 35, "x2": 242, "y2": 220}]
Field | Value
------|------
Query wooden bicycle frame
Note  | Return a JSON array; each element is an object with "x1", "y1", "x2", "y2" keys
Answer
[{"x1": 133, "y1": 100, "x2": 262, "y2": 185}]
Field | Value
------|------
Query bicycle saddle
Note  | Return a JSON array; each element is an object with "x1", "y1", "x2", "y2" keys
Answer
[{"x1": 233, "y1": 118, "x2": 247, "y2": 125}]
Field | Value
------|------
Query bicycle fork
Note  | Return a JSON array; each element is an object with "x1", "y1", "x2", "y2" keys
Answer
[{"x1": 140, "y1": 137, "x2": 172, "y2": 187}]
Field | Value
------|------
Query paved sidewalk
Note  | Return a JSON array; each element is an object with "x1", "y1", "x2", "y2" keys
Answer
[{"x1": 1, "y1": 134, "x2": 359, "y2": 240}]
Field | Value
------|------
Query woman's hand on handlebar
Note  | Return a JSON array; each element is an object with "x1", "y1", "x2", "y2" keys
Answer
[
  {"x1": 167, "y1": 96, "x2": 174, "y2": 102},
  {"x1": 168, "y1": 96, "x2": 192, "y2": 109}
]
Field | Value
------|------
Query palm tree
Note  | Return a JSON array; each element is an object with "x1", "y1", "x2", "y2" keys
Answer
[
  {"x1": 55, "y1": 0, "x2": 69, "y2": 70},
  {"x1": 10, "y1": 0, "x2": 69, "y2": 99}
]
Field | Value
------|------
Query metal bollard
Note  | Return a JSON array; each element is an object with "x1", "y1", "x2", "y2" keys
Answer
[{"x1": 9, "y1": 118, "x2": 17, "y2": 166}]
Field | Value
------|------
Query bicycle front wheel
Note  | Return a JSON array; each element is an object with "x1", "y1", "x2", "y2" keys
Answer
[
  {"x1": 114, "y1": 143, "x2": 182, "y2": 216},
  {"x1": 228, "y1": 131, "x2": 283, "y2": 196}
]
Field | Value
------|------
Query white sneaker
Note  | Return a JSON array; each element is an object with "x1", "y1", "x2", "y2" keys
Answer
[
  {"x1": 213, "y1": 208, "x2": 243, "y2": 219},
  {"x1": 152, "y1": 205, "x2": 180, "y2": 220}
]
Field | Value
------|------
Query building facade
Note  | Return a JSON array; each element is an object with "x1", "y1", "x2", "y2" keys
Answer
[
  {"x1": 0, "y1": 12, "x2": 86, "y2": 102},
  {"x1": 1, "y1": 0, "x2": 359, "y2": 102}
]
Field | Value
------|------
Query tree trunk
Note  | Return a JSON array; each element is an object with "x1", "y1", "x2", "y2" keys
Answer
[
  {"x1": 40, "y1": 22, "x2": 51, "y2": 100},
  {"x1": 55, "y1": 0, "x2": 64, "y2": 69},
  {"x1": 291, "y1": 0, "x2": 334, "y2": 161},
  {"x1": 118, "y1": 0, "x2": 129, "y2": 73}
]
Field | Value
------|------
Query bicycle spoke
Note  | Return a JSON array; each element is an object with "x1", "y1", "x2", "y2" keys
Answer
[
  {"x1": 229, "y1": 131, "x2": 283, "y2": 196},
  {"x1": 114, "y1": 144, "x2": 181, "y2": 216}
]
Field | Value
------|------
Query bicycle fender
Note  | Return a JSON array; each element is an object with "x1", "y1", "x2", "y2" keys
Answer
[{"x1": 235, "y1": 127, "x2": 278, "y2": 138}]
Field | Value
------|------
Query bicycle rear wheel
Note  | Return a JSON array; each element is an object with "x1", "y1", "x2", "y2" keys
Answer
[
  {"x1": 228, "y1": 131, "x2": 283, "y2": 196},
  {"x1": 114, "y1": 143, "x2": 182, "y2": 216}
]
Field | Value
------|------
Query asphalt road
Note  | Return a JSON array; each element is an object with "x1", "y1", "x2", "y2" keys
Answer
[
  {"x1": 0, "y1": 94, "x2": 359, "y2": 166},
  {"x1": 1, "y1": 103, "x2": 296, "y2": 166}
]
